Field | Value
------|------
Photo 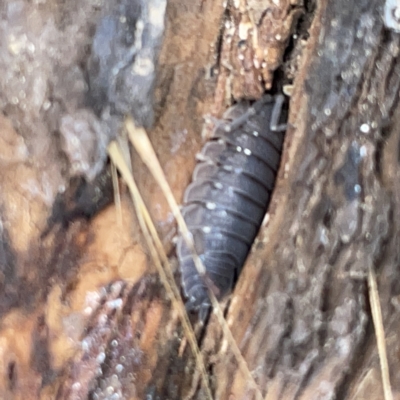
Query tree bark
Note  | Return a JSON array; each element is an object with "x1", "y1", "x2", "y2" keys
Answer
[{"x1": 0, "y1": 0, "x2": 400, "y2": 399}]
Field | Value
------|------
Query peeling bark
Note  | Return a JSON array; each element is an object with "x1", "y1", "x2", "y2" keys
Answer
[{"x1": 1, "y1": 0, "x2": 400, "y2": 399}]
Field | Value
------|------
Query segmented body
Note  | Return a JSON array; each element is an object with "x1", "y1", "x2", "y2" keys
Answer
[{"x1": 177, "y1": 95, "x2": 287, "y2": 313}]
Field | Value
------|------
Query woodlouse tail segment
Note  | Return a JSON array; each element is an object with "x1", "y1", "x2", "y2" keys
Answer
[
  {"x1": 198, "y1": 302, "x2": 211, "y2": 324},
  {"x1": 178, "y1": 93, "x2": 288, "y2": 318},
  {"x1": 183, "y1": 270, "x2": 220, "y2": 324},
  {"x1": 185, "y1": 296, "x2": 211, "y2": 324}
]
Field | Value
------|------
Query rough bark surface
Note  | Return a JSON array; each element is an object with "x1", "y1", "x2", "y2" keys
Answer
[
  {"x1": 215, "y1": 0, "x2": 399, "y2": 398},
  {"x1": 1, "y1": 0, "x2": 400, "y2": 399}
]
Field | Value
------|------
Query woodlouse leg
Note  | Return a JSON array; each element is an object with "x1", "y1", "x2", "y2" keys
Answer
[
  {"x1": 223, "y1": 95, "x2": 275, "y2": 133},
  {"x1": 270, "y1": 94, "x2": 287, "y2": 132}
]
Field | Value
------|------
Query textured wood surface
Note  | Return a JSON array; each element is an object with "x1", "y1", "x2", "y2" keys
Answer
[{"x1": 1, "y1": 0, "x2": 400, "y2": 399}]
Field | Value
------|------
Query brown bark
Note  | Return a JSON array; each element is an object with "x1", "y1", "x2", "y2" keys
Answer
[{"x1": 1, "y1": 0, "x2": 400, "y2": 399}]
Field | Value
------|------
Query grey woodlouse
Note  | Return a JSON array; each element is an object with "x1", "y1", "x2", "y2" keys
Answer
[{"x1": 177, "y1": 94, "x2": 287, "y2": 317}]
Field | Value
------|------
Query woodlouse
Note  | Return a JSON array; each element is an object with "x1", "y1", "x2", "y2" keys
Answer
[{"x1": 177, "y1": 94, "x2": 288, "y2": 317}]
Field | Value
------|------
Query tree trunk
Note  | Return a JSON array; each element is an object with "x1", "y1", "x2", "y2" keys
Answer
[{"x1": 0, "y1": 0, "x2": 399, "y2": 399}]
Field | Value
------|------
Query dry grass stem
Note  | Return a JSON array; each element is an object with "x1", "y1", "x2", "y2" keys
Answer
[
  {"x1": 126, "y1": 118, "x2": 264, "y2": 400},
  {"x1": 368, "y1": 265, "x2": 393, "y2": 400},
  {"x1": 107, "y1": 140, "x2": 213, "y2": 400}
]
